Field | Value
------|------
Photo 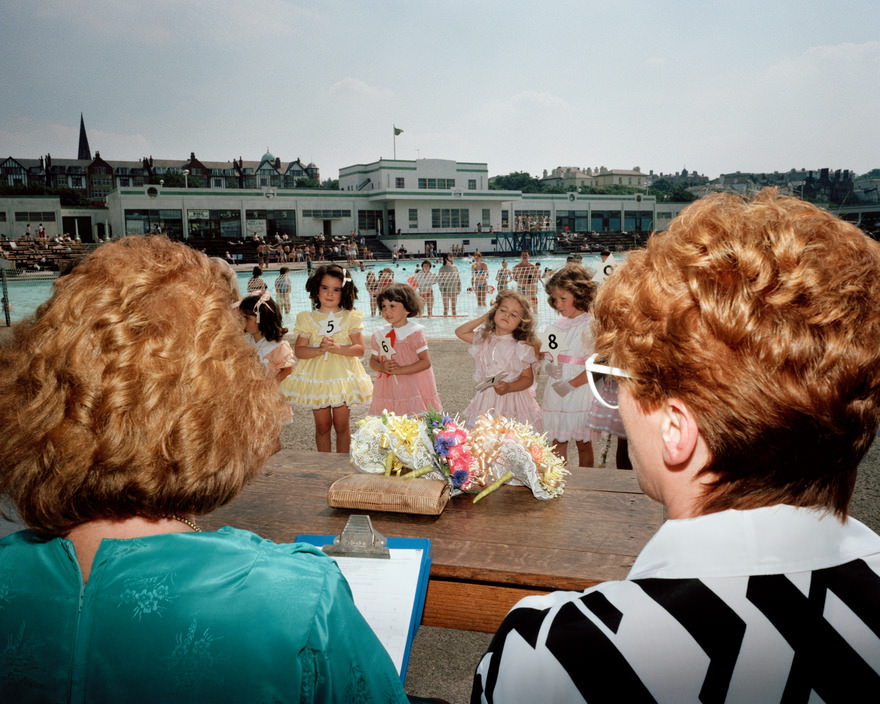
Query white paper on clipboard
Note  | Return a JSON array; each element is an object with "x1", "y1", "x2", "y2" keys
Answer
[{"x1": 331, "y1": 548, "x2": 424, "y2": 674}]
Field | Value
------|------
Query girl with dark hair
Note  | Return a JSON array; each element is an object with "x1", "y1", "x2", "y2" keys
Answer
[
  {"x1": 239, "y1": 293, "x2": 294, "y2": 382},
  {"x1": 281, "y1": 264, "x2": 372, "y2": 452},
  {"x1": 368, "y1": 283, "x2": 442, "y2": 415}
]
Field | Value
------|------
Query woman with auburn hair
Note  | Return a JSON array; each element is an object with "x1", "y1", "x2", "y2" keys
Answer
[
  {"x1": 474, "y1": 189, "x2": 880, "y2": 702},
  {"x1": 592, "y1": 188, "x2": 880, "y2": 515},
  {"x1": 0, "y1": 236, "x2": 407, "y2": 703}
]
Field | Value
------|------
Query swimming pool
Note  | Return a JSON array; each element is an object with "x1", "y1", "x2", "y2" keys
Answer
[{"x1": 2, "y1": 254, "x2": 604, "y2": 338}]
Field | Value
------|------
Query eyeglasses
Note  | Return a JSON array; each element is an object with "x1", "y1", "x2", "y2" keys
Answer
[{"x1": 584, "y1": 352, "x2": 632, "y2": 410}]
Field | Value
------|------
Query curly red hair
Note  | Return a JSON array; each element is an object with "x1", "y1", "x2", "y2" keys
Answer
[
  {"x1": 0, "y1": 236, "x2": 290, "y2": 535},
  {"x1": 593, "y1": 189, "x2": 880, "y2": 516}
]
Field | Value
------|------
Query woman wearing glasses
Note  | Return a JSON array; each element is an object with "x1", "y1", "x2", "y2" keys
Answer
[{"x1": 474, "y1": 189, "x2": 880, "y2": 702}]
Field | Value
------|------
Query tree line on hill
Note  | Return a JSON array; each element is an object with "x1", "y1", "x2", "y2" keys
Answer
[{"x1": 488, "y1": 171, "x2": 698, "y2": 202}]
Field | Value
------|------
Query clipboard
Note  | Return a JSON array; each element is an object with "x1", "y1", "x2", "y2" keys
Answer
[{"x1": 297, "y1": 515, "x2": 431, "y2": 682}]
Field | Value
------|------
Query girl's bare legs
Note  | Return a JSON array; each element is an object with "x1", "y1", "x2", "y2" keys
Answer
[
  {"x1": 332, "y1": 404, "x2": 352, "y2": 453},
  {"x1": 313, "y1": 407, "x2": 333, "y2": 452},
  {"x1": 552, "y1": 440, "x2": 566, "y2": 463},
  {"x1": 313, "y1": 405, "x2": 353, "y2": 452},
  {"x1": 616, "y1": 437, "x2": 632, "y2": 470},
  {"x1": 576, "y1": 440, "x2": 594, "y2": 468},
  {"x1": 553, "y1": 439, "x2": 594, "y2": 467},
  {"x1": 442, "y1": 296, "x2": 450, "y2": 317}
]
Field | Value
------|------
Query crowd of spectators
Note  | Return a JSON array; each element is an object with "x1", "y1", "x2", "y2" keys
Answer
[{"x1": 0, "y1": 228, "x2": 85, "y2": 273}]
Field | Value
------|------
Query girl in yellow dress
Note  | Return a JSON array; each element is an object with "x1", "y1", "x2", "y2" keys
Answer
[{"x1": 281, "y1": 264, "x2": 372, "y2": 452}]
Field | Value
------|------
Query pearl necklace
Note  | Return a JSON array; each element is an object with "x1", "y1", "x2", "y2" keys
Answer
[{"x1": 165, "y1": 515, "x2": 202, "y2": 532}]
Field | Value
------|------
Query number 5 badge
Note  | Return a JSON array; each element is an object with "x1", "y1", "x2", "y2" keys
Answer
[{"x1": 321, "y1": 312, "x2": 341, "y2": 360}]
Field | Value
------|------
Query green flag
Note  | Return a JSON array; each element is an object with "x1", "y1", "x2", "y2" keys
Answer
[{"x1": 393, "y1": 126, "x2": 404, "y2": 136}]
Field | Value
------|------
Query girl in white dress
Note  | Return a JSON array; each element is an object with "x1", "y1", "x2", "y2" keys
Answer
[{"x1": 541, "y1": 265, "x2": 599, "y2": 467}]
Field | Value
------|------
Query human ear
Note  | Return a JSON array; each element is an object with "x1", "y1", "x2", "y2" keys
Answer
[{"x1": 660, "y1": 398, "x2": 701, "y2": 467}]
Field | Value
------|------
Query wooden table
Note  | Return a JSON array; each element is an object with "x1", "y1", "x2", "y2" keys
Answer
[{"x1": 202, "y1": 449, "x2": 664, "y2": 633}]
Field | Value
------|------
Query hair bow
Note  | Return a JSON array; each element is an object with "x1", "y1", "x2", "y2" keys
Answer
[{"x1": 252, "y1": 292, "x2": 271, "y2": 324}]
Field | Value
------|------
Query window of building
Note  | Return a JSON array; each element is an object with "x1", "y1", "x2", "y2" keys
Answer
[
  {"x1": 468, "y1": 179, "x2": 477, "y2": 190},
  {"x1": 431, "y1": 208, "x2": 469, "y2": 229},
  {"x1": 302, "y1": 209, "x2": 352, "y2": 218},
  {"x1": 124, "y1": 209, "x2": 184, "y2": 238},
  {"x1": 623, "y1": 210, "x2": 653, "y2": 232},
  {"x1": 591, "y1": 210, "x2": 621, "y2": 232},
  {"x1": 482, "y1": 209, "x2": 490, "y2": 227},
  {"x1": 244, "y1": 209, "x2": 297, "y2": 239},
  {"x1": 409, "y1": 208, "x2": 418, "y2": 229},
  {"x1": 396, "y1": 177, "x2": 405, "y2": 189},
  {"x1": 358, "y1": 210, "x2": 381, "y2": 233},
  {"x1": 418, "y1": 178, "x2": 455, "y2": 189}
]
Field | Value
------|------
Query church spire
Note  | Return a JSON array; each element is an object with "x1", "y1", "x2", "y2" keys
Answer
[{"x1": 78, "y1": 113, "x2": 91, "y2": 160}]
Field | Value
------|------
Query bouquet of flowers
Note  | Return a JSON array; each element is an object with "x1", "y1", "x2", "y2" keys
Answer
[{"x1": 349, "y1": 409, "x2": 568, "y2": 502}]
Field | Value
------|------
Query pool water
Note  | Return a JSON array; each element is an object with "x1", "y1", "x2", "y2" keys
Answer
[{"x1": 2, "y1": 254, "x2": 604, "y2": 338}]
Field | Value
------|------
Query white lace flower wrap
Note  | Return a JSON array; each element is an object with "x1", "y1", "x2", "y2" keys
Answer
[{"x1": 350, "y1": 414, "x2": 437, "y2": 474}]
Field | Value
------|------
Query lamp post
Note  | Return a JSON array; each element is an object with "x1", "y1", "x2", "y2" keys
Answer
[{"x1": 182, "y1": 169, "x2": 189, "y2": 189}]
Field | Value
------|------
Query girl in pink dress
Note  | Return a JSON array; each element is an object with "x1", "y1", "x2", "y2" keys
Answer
[
  {"x1": 368, "y1": 284, "x2": 442, "y2": 416},
  {"x1": 455, "y1": 290, "x2": 543, "y2": 430}
]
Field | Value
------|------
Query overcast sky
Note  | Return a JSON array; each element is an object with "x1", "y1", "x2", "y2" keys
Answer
[{"x1": 2, "y1": 0, "x2": 878, "y2": 180}]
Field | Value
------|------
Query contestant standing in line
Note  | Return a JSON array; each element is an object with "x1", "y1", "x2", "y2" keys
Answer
[
  {"x1": 369, "y1": 283, "x2": 442, "y2": 415},
  {"x1": 281, "y1": 264, "x2": 372, "y2": 452}
]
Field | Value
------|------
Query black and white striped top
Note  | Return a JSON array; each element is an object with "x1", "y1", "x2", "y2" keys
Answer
[{"x1": 472, "y1": 505, "x2": 880, "y2": 703}]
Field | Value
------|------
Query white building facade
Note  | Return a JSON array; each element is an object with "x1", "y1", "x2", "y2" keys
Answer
[{"x1": 4, "y1": 157, "x2": 687, "y2": 250}]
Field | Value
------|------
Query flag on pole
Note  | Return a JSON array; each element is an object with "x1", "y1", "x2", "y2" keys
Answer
[{"x1": 393, "y1": 126, "x2": 404, "y2": 136}]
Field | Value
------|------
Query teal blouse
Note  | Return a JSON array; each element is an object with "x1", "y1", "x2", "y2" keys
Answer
[{"x1": 0, "y1": 526, "x2": 408, "y2": 703}]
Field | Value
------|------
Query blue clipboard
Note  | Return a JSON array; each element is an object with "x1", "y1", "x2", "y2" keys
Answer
[{"x1": 296, "y1": 531, "x2": 432, "y2": 682}]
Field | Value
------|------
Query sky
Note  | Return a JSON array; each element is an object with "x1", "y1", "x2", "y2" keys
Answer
[{"x1": 1, "y1": 0, "x2": 878, "y2": 181}]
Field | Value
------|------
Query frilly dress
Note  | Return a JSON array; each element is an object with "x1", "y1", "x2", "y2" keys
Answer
[
  {"x1": 281, "y1": 309, "x2": 372, "y2": 408},
  {"x1": 541, "y1": 312, "x2": 595, "y2": 442},
  {"x1": 247, "y1": 335, "x2": 295, "y2": 381},
  {"x1": 369, "y1": 320, "x2": 442, "y2": 416},
  {"x1": 463, "y1": 329, "x2": 542, "y2": 430}
]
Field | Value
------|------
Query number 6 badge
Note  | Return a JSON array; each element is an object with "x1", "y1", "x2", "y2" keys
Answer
[{"x1": 380, "y1": 329, "x2": 398, "y2": 384}]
